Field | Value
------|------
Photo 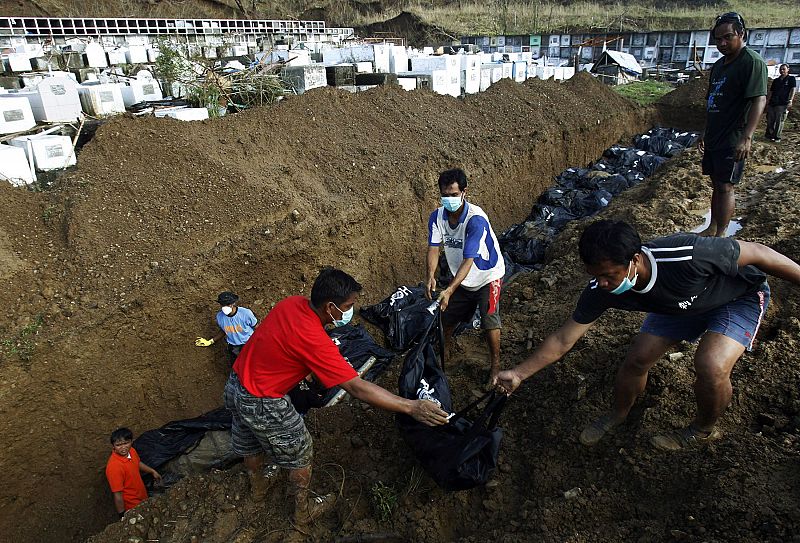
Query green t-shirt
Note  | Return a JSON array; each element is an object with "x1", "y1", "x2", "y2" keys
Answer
[{"x1": 704, "y1": 47, "x2": 767, "y2": 151}]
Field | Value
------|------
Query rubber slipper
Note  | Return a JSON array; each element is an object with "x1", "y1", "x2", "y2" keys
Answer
[
  {"x1": 579, "y1": 413, "x2": 624, "y2": 446},
  {"x1": 651, "y1": 425, "x2": 722, "y2": 451}
]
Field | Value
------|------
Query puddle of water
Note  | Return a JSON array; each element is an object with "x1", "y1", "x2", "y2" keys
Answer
[
  {"x1": 752, "y1": 165, "x2": 786, "y2": 174},
  {"x1": 690, "y1": 209, "x2": 743, "y2": 236},
  {"x1": 752, "y1": 164, "x2": 777, "y2": 173}
]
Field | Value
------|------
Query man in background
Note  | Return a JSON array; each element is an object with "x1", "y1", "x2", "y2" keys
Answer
[
  {"x1": 105, "y1": 427, "x2": 161, "y2": 519},
  {"x1": 765, "y1": 64, "x2": 795, "y2": 142},
  {"x1": 698, "y1": 12, "x2": 767, "y2": 237},
  {"x1": 196, "y1": 291, "x2": 258, "y2": 364}
]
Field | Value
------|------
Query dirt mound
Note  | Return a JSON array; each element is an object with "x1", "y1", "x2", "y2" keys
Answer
[
  {"x1": 0, "y1": 76, "x2": 649, "y2": 542},
  {"x1": 655, "y1": 74, "x2": 708, "y2": 130},
  {"x1": 302, "y1": 0, "x2": 394, "y2": 25},
  {"x1": 87, "y1": 117, "x2": 800, "y2": 543},
  {"x1": 356, "y1": 10, "x2": 455, "y2": 47}
]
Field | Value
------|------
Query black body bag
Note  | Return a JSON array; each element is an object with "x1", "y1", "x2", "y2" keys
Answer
[
  {"x1": 397, "y1": 310, "x2": 507, "y2": 491},
  {"x1": 288, "y1": 323, "x2": 397, "y2": 414},
  {"x1": 133, "y1": 407, "x2": 232, "y2": 470}
]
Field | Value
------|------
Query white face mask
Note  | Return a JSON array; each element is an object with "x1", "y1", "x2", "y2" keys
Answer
[{"x1": 221, "y1": 305, "x2": 234, "y2": 316}]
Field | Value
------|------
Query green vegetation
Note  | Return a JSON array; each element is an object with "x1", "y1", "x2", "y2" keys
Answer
[
  {"x1": 1, "y1": 315, "x2": 44, "y2": 363},
  {"x1": 10, "y1": 1, "x2": 800, "y2": 37},
  {"x1": 394, "y1": 0, "x2": 800, "y2": 36},
  {"x1": 613, "y1": 79, "x2": 675, "y2": 106},
  {"x1": 404, "y1": 465, "x2": 425, "y2": 496},
  {"x1": 371, "y1": 481, "x2": 398, "y2": 523},
  {"x1": 42, "y1": 204, "x2": 57, "y2": 225},
  {"x1": 153, "y1": 39, "x2": 284, "y2": 115}
]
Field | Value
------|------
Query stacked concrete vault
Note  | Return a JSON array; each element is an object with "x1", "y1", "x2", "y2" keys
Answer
[
  {"x1": 461, "y1": 27, "x2": 800, "y2": 71},
  {"x1": 0, "y1": 16, "x2": 353, "y2": 44}
]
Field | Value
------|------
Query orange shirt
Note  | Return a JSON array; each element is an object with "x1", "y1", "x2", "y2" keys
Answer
[{"x1": 105, "y1": 446, "x2": 148, "y2": 510}]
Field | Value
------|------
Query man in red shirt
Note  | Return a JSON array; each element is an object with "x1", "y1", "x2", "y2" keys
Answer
[
  {"x1": 105, "y1": 427, "x2": 162, "y2": 519},
  {"x1": 224, "y1": 268, "x2": 449, "y2": 535}
]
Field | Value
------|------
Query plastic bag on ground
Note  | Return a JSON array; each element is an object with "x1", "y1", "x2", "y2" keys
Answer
[
  {"x1": 555, "y1": 167, "x2": 592, "y2": 189},
  {"x1": 527, "y1": 204, "x2": 578, "y2": 230},
  {"x1": 328, "y1": 323, "x2": 396, "y2": 380},
  {"x1": 133, "y1": 407, "x2": 233, "y2": 471},
  {"x1": 636, "y1": 154, "x2": 667, "y2": 176},
  {"x1": 360, "y1": 285, "x2": 427, "y2": 334},
  {"x1": 595, "y1": 173, "x2": 630, "y2": 195},
  {"x1": 572, "y1": 189, "x2": 613, "y2": 217},
  {"x1": 538, "y1": 187, "x2": 579, "y2": 209},
  {"x1": 635, "y1": 135, "x2": 685, "y2": 158},
  {"x1": 503, "y1": 237, "x2": 549, "y2": 265}
]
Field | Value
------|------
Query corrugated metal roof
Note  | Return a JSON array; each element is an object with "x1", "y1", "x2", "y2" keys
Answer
[{"x1": 601, "y1": 50, "x2": 643, "y2": 75}]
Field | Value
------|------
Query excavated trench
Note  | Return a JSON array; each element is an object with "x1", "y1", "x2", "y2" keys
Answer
[
  {"x1": 82, "y1": 108, "x2": 800, "y2": 543},
  {"x1": 1, "y1": 73, "x2": 679, "y2": 542}
]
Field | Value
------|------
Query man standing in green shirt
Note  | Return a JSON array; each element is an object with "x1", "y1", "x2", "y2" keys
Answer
[{"x1": 698, "y1": 12, "x2": 767, "y2": 237}]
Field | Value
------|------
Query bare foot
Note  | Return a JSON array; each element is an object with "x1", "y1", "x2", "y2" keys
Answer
[{"x1": 697, "y1": 223, "x2": 717, "y2": 237}]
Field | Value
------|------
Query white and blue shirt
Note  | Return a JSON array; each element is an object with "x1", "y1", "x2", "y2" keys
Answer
[
  {"x1": 428, "y1": 201, "x2": 505, "y2": 291},
  {"x1": 216, "y1": 307, "x2": 258, "y2": 346}
]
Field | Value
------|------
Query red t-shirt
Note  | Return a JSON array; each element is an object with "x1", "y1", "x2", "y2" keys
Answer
[
  {"x1": 105, "y1": 447, "x2": 148, "y2": 510},
  {"x1": 233, "y1": 296, "x2": 358, "y2": 398}
]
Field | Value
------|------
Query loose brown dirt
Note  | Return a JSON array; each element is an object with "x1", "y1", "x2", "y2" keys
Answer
[
  {"x1": 355, "y1": 11, "x2": 454, "y2": 48},
  {"x1": 2, "y1": 73, "x2": 799, "y2": 543},
  {"x1": 654, "y1": 74, "x2": 708, "y2": 131}
]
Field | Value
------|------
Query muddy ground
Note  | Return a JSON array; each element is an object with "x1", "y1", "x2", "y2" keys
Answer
[{"x1": 1, "y1": 74, "x2": 798, "y2": 543}]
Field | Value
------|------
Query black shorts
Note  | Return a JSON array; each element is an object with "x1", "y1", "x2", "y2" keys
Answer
[
  {"x1": 702, "y1": 147, "x2": 745, "y2": 185},
  {"x1": 227, "y1": 343, "x2": 243, "y2": 365},
  {"x1": 441, "y1": 279, "x2": 502, "y2": 330}
]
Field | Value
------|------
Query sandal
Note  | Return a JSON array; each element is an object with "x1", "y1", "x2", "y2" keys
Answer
[
  {"x1": 651, "y1": 425, "x2": 722, "y2": 451},
  {"x1": 579, "y1": 413, "x2": 624, "y2": 446}
]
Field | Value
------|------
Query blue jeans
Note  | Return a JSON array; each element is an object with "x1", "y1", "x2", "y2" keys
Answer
[{"x1": 640, "y1": 283, "x2": 770, "y2": 351}]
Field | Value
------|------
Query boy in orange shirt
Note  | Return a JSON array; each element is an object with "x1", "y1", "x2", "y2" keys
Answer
[{"x1": 105, "y1": 428, "x2": 162, "y2": 519}]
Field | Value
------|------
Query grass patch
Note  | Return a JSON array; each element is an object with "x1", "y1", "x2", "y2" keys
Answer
[
  {"x1": 1, "y1": 315, "x2": 44, "y2": 363},
  {"x1": 13, "y1": 1, "x2": 800, "y2": 37},
  {"x1": 371, "y1": 481, "x2": 398, "y2": 523},
  {"x1": 339, "y1": 0, "x2": 800, "y2": 37},
  {"x1": 613, "y1": 80, "x2": 675, "y2": 106}
]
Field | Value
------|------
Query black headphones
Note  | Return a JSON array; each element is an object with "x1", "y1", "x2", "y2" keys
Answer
[{"x1": 711, "y1": 12, "x2": 748, "y2": 41}]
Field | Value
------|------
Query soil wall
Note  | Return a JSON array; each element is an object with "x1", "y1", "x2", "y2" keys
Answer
[{"x1": 0, "y1": 73, "x2": 650, "y2": 542}]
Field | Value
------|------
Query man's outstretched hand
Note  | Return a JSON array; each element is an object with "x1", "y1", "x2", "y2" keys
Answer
[{"x1": 494, "y1": 368, "x2": 524, "y2": 395}]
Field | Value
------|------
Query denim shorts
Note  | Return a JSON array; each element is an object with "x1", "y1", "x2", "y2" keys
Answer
[
  {"x1": 223, "y1": 372, "x2": 313, "y2": 468},
  {"x1": 640, "y1": 283, "x2": 769, "y2": 351}
]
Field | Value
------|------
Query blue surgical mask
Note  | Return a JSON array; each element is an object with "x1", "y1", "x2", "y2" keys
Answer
[
  {"x1": 610, "y1": 260, "x2": 638, "y2": 295},
  {"x1": 329, "y1": 302, "x2": 353, "y2": 327},
  {"x1": 441, "y1": 195, "x2": 463, "y2": 213}
]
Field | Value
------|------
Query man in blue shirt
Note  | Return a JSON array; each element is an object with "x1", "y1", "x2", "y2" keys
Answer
[
  {"x1": 426, "y1": 168, "x2": 505, "y2": 386},
  {"x1": 196, "y1": 291, "x2": 258, "y2": 364}
]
